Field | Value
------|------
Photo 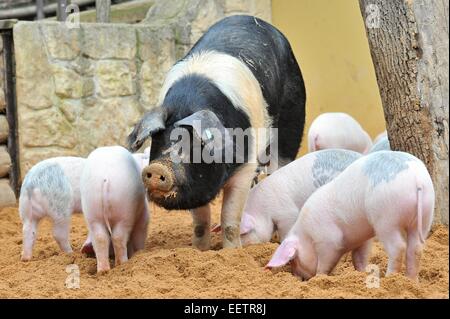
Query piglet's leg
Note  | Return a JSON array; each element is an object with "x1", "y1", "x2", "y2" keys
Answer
[
  {"x1": 316, "y1": 243, "x2": 343, "y2": 275},
  {"x1": 191, "y1": 204, "x2": 211, "y2": 251},
  {"x1": 221, "y1": 163, "x2": 256, "y2": 249},
  {"x1": 112, "y1": 223, "x2": 131, "y2": 266},
  {"x1": 406, "y1": 230, "x2": 423, "y2": 281},
  {"x1": 129, "y1": 206, "x2": 150, "y2": 258},
  {"x1": 53, "y1": 217, "x2": 73, "y2": 254},
  {"x1": 21, "y1": 218, "x2": 38, "y2": 262},
  {"x1": 352, "y1": 239, "x2": 373, "y2": 272},
  {"x1": 91, "y1": 223, "x2": 111, "y2": 273},
  {"x1": 379, "y1": 231, "x2": 406, "y2": 276}
]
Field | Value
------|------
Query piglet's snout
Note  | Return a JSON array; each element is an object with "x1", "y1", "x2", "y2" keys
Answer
[{"x1": 142, "y1": 162, "x2": 175, "y2": 193}]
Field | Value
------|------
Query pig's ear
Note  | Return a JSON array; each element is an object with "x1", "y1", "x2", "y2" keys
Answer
[
  {"x1": 174, "y1": 110, "x2": 233, "y2": 151},
  {"x1": 127, "y1": 107, "x2": 168, "y2": 152},
  {"x1": 265, "y1": 237, "x2": 298, "y2": 269},
  {"x1": 240, "y1": 214, "x2": 255, "y2": 235}
]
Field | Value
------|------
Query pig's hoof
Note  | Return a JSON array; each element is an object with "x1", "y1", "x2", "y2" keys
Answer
[
  {"x1": 20, "y1": 256, "x2": 32, "y2": 262},
  {"x1": 193, "y1": 238, "x2": 211, "y2": 252},
  {"x1": 97, "y1": 268, "x2": 110, "y2": 275}
]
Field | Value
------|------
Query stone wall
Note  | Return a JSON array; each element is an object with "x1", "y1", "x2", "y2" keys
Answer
[
  {"x1": 13, "y1": 0, "x2": 272, "y2": 178},
  {"x1": 143, "y1": 0, "x2": 271, "y2": 59},
  {"x1": 0, "y1": 34, "x2": 17, "y2": 208}
]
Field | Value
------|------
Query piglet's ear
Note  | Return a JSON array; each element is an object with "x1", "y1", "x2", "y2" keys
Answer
[
  {"x1": 174, "y1": 110, "x2": 233, "y2": 151},
  {"x1": 265, "y1": 237, "x2": 298, "y2": 269},
  {"x1": 127, "y1": 107, "x2": 168, "y2": 152},
  {"x1": 211, "y1": 224, "x2": 222, "y2": 233},
  {"x1": 240, "y1": 214, "x2": 255, "y2": 235}
]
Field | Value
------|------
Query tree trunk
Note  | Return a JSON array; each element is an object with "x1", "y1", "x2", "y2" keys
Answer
[{"x1": 359, "y1": 0, "x2": 449, "y2": 225}]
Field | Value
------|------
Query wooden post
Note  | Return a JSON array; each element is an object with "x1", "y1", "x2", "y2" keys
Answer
[
  {"x1": 36, "y1": 0, "x2": 45, "y2": 20},
  {"x1": 96, "y1": 0, "x2": 111, "y2": 23},
  {"x1": 0, "y1": 20, "x2": 20, "y2": 199},
  {"x1": 359, "y1": 0, "x2": 449, "y2": 225},
  {"x1": 57, "y1": 0, "x2": 70, "y2": 22}
]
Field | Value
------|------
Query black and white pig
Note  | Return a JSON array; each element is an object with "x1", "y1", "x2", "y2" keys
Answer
[{"x1": 128, "y1": 15, "x2": 306, "y2": 250}]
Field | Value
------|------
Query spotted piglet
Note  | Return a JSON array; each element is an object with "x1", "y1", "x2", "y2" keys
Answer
[
  {"x1": 81, "y1": 146, "x2": 149, "y2": 273},
  {"x1": 213, "y1": 149, "x2": 362, "y2": 245},
  {"x1": 19, "y1": 157, "x2": 85, "y2": 261},
  {"x1": 266, "y1": 151, "x2": 435, "y2": 281}
]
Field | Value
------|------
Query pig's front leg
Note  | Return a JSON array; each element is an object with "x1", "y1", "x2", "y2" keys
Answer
[
  {"x1": 221, "y1": 163, "x2": 257, "y2": 249},
  {"x1": 191, "y1": 204, "x2": 211, "y2": 251},
  {"x1": 351, "y1": 239, "x2": 373, "y2": 272}
]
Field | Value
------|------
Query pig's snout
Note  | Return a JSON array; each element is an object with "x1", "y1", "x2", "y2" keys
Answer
[{"x1": 142, "y1": 162, "x2": 175, "y2": 193}]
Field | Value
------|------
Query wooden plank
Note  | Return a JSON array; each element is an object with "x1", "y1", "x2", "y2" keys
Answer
[
  {"x1": 0, "y1": 1, "x2": 95, "y2": 20},
  {"x1": 0, "y1": 20, "x2": 18, "y2": 30},
  {"x1": 96, "y1": 0, "x2": 111, "y2": 23},
  {"x1": 0, "y1": 30, "x2": 20, "y2": 197}
]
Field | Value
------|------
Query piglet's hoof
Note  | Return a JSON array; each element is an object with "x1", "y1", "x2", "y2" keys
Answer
[{"x1": 20, "y1": 255, "x2": 32, "y2": 262}]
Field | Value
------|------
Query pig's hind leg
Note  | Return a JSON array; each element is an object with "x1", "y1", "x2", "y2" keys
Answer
[
  {"x1": 21, "y1": 218, "x2": 38, "y2": 262},
  {"x1": 405, "y1": 229, "x2": 423, "y2": 281},
  {"x1": 52, "y1": 216, "x2": 73, "y2": 254},
  {"x1": 129, "y1": 207, "x2": 150, "y2": 257},
  {"x1": 90, "y1": 222, "x2": 111, "y2": 273},
  {"x1": 351, "y1": 239, "x2": 373, "y2": 271},
  {"x1": 112, "y1": 222, "x2": 133, "y2": 266},
  {"x1": 19, "y1": 197, "x2": 39, "y2": 262},
  {"x1": 378, "y1": 230, "x2": 407, "y2": 276}
]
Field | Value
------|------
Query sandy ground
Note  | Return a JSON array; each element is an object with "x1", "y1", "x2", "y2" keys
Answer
[{"x1": 0, "y1": 198, "x2": 448, "y2": 299}]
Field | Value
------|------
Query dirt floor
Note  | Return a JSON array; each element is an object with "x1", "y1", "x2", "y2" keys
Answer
[{"x1": 0, "y1": 198, "x2": 448, "y2": 299}]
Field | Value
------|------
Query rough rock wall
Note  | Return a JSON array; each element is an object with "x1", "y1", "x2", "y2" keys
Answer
[
  {"x1": 14, "y1": 22, "x2": 175, "y2": 176},
  {"x1": 142, "y1": 0, "x2": 271, "y2": 59},
  {"x1": 13, "y1": 0, "x2": 272, "y2": 178}
]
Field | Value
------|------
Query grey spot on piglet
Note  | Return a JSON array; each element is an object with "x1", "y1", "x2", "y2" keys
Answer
[
  {"x1": 312, "y1": 150, "x2": 362, "y2": 188},
  {"x1": 363, "y1": 151, "x2": 415, "y2": 188},
  {"x1": 370, "y1": 137, "x2": 391, "y2": 153},
  {"x1": 21, "y1": 162, "x2": 72, "y2": 217}
]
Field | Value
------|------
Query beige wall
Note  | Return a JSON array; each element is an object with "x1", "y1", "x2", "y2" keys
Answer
[{"x1": 272, "y1": 0, "x2": 386, "y2": 156}]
